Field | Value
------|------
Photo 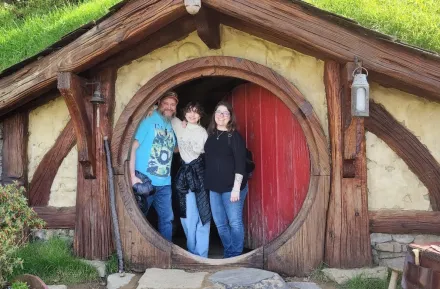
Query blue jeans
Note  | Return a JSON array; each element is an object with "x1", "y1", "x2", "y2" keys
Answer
[
  {"x1": 210, "y1": 185, "x2": 248, "y2": 258},
  {"x1": 146, "y1": 185, "x2": 174, "y2": 241},
  {"x1": 180, "y1": 191, "x2": 210, "y2": 257}
]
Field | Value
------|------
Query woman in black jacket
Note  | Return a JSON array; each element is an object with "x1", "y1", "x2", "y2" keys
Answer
[{"x1": 204, "y1": 101, "x2": 248, "y2": 258}]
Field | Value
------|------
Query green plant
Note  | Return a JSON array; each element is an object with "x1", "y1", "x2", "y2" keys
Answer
[
  {"x1": 106, "y1": 253, "x2": 118, "y2": 275},
  {"x1": 8, "y1": 238, "x2": 99, "y2": 285},
  {"x1": 11, "y1": 281, "x2": 29, "y2": 289},
  {"x1": 0, "y1": 183, "x2": 45, "y2": 287}
]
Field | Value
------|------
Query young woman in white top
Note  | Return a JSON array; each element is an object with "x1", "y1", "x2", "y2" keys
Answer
[{"x1": 171, "y1": 102, "x2": 211, "y2": 257}]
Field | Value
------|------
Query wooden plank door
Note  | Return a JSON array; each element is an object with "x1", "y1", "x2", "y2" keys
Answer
[{"x1": 231, "y1": 83, "x2": 311, "y2": 249}]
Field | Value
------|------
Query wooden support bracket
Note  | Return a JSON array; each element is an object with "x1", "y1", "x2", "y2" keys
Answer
[
  {"x1": 194, "y1": 6, "x2": 221, "y2": 49},
  {"x1": 57, "y1": 72, "x2": 95, "y2": 178}
]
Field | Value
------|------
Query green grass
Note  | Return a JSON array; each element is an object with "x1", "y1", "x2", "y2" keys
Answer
[
  {"x1": 105, "y1": 253, "x2": 118, "y2": 275},
  {"x1": 0, "y1": 0, "x2": 121, "y2": 71},
  {"x1": 302, "y1": 0, "x2": 440, "y2": 54},
  {"x1": 8, "y1": 238, "x2": 99, "y2": 285},
  {"x1": 338, "y1": 275, "x2": 403, "y2": 289}
]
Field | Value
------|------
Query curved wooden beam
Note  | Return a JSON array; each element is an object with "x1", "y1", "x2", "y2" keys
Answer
[
  {"x1": 111, "y1": 56, "x2": 330, "y2": 275},
  {"x1": 365, "y1": 101, "x2": 440, "y2": 211},
  {"x1": 29, "y1": 120, "x2": 76, "y2": 206},
  {"x1": 58, "y1": 72, "x2": 95, "y2": 178},
  {"x1": 194, "y1": 7, "x2": 220, "y2": 49}
]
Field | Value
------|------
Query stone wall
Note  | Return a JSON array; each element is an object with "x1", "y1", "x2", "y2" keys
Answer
[{"x1": 371, "y1": 233, "x2": 440, "y2": 270}]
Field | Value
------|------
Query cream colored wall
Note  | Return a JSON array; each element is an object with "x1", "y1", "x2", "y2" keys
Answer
[
  {"x1": 115, "y1": 25, "x2": 329, "y2": 138},
  {"x1": 366, "y1": 132, "x2": 431, "y2": 210},
  {"x1": 28, "y1": 97, "x2": 77, "y2": 207},
  {"x1": 366, "y1": 83, "x2": 440, "y2": 211}
]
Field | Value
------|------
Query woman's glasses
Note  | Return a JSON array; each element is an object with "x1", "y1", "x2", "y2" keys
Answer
[{"x1": 215, "y1": 111, "x2": 231, "y2": 117}]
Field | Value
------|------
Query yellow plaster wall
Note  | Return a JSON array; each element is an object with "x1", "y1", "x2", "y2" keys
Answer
[
  {"x1": 115, "y1": 25, "x2": 329, "y2": 138},
  {"x1": 366, "y1": 132, "x2": 431, "y2": 210},
  {"x1": 28, "y1": 97, "x2": 77, "y2": 207},
  {"x1": 366, "y1": 84, "x2": 440, "y2": 210}
]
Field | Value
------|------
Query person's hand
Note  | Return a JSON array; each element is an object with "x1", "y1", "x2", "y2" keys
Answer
[
  {"x1": 131, "y1": 175, "x2": 142, "y2": 185},
  {"x1": 182, "y1": 120, "x2": 187, "y2": 128},
  {"x1": 230, "y1": 189, "x2": 240, "y2": 202}
]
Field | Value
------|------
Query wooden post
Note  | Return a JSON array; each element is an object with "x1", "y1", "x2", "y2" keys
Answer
[
  {"x1": 2, "y1": 112, "x2": 28, "y2": 188},
  {"x1": 73, "y1": 68, "x2": 116, "y2": 259},
  {"x1": 324, "y1": 61, "x2": 372, "y2": 268}
]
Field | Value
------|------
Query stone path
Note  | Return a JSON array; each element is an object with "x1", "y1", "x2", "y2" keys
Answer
[{"x1": 106, "y1": 268, "x2": 323, "y2": 289}]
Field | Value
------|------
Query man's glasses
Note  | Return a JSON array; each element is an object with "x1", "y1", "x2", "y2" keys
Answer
[{"x1": 215, "y1": 111, "x2": 231, "y2": 117}]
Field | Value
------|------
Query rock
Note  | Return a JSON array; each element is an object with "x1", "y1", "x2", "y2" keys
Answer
[
  {"x1": 138, "y1": 268, "x2": 208, "y2": 289},
  {"x1": 392, "y1": 234, "x2": 415, "y2": 244},
  {"x1": 209, "y1": 268, "x2": 289, "y2": 289},
  {"x1": 322, "y1": 267, "x2": 388, "y2": 285},
  {"x1": 107, "y1": 273, "x2": 136, "y2": 289},
  {"x1": 375, "y1": 242, "x2": 394, "y2": 252},
  {"x1": 380, "y1": 257, "x2": 405, "y2": 272},
  {"x1": 370, "y1": 233, "x2": 392, "y2": 244},
  {"x1": 414, "y1": 234, "x2": 440, "y2": 244},
  {"x1": 48, "y1": 285, "x2": 67, "y2": 289},
  {"x1": 378, "y1": 252, "x2": 407, "y2": 259},
  {"x1": 287, "y1": 282, "x2": 322, "y2": 289},
  {"x1": 82, "y1": 260, "x2": 106, "y2": 278}
]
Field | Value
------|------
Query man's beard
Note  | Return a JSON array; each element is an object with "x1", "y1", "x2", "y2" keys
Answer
[{"x1": 159, "y1": 109, "x2": 175, "y2": 121}]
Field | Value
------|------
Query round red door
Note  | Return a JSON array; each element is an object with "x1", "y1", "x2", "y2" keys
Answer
[{"x1": 231, "y1": 83, "x2": 311, "y2": 249}]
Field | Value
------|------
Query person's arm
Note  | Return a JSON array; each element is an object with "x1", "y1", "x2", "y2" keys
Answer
[
  {"x1": 130, "y1": 118, "x2": 149, "y2": 185},
  {"x1": 130, "y1": 140, "x2": 142, "y2": 185},
  {"x1": 230, "y1": 132, "x2": 247, "y2": 202}
]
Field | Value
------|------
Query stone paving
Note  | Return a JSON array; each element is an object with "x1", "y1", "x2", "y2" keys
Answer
[{"x1": 106, "y1": 268, "x2": 323, "y2": 289}]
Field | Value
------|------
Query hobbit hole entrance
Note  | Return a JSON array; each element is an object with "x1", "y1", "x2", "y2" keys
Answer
[{"x1": 136, "y1": 76, "x2": 311, "y2": 258}]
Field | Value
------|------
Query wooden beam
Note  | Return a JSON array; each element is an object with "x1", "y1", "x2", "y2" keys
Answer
[
  {"x1": 58, "y1": 72, "x2": 95, "y2": 179},
  {"x1": 0, "y1": 0, "x2": 185, "y2": 117},
  {"x1": 207, "y1": 0, "x2": 440, "y2": 102},
  {"x1": 33, "y1": 206, "x2": 76, "y2": 229},
  {"x1": 365, "y1": 102, "x2": 440, "y2": 211},
  {"x1": 29, "y1": 120, "x2": 76, "y2": 206},
  {"x1": 194, "y1": 7, "x2": 220, "y2": 49},
  {"x1": 369, "y1": 210, "x2": 440, "y2": 234},
  {"x1": 74, "y1": 67, "x2": 115, "y2": 260},
  {"x1": 324, "y1": 61, "x2": 372, "y2": 268},
  {"x1": 2, "y1": 113, "x2": 28, "y2": 187}
]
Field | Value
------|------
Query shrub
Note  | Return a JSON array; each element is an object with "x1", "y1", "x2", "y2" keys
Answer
[
  {"x1": 10, "y1": 281, "x2": 28, "y2": 289},
  {"x1": 0, "y1": 183, "x2": 45, "y2": 287}
]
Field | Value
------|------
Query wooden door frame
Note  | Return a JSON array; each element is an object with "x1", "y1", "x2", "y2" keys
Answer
[{"x1": 111, "y1": 56, "x2": 330, "y2": 271}]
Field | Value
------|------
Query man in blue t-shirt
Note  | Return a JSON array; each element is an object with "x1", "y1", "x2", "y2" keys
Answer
[{"x1": 129, "y1": 91, "x2": 178, "y2": 241}]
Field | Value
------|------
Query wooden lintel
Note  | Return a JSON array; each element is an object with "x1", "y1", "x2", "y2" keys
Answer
[
  {"x1": 58, "y1": 72, "x2": 95, "y2": 179},
  {"x1": 33, "y1": 206, "x2": 76, "y2": 229},
  {"x1": 2, "y1": 112, "x2": 28, "y2": 187},
  {"x1": 369, "y1": 210, "x2": 440, "y2": 234},
  {"x1": 194, "y1": 7, "x2": 221, "y2": 49},
  {"x1": 365, "y1": 102, "x2": 440, "y2": 211}
]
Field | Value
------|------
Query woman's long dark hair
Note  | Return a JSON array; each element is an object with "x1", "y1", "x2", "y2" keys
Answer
[{"x1": 207, "y1": 101, "x2": 237, "y2": 135}]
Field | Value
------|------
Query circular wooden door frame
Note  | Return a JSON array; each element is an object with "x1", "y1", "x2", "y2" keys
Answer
[{"x1": 111, "y1": 56, "x2": 330, "y2": 263}]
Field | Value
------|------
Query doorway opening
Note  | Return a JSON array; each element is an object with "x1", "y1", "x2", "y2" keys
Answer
[{"x1": 142, "y1": 76, "x2": 311, "y2": 259}]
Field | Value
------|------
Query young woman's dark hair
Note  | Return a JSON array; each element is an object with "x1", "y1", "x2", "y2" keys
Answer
[
  {"x1": 207, "y1": 101, "x2": 237, "y2": 135},
  {"x1": 182, "y1": 102, "x2": 205, "y2": 122}
]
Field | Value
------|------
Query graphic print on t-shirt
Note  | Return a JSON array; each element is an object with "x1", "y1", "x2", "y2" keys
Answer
[{"x1": 147, "y1": 125, "x2": 175, "y2": 177}]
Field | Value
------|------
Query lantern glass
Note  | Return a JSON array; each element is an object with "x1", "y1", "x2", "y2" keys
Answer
[
  {"x1": 351, "y1": 73, "x2": 369, "y2": 117},
  {"x1": 356, "y1": 88, "x2": 366, "y2": 112}
]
